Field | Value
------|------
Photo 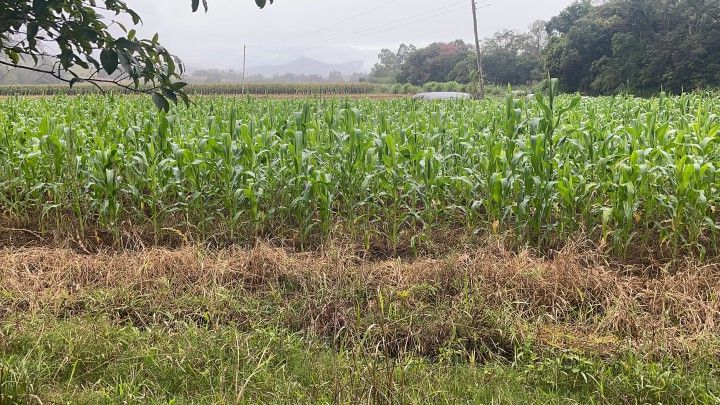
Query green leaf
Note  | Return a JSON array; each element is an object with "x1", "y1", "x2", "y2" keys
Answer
[
  {"x1": 192, "y1": 0, "x2": 200, "y2": 12},
  {"x1": 75, "y1": 59, "x2": 89, "y2": 70},
  {"x1": 152, "y1": 92, "x2": 169, "y2": 112},
  {"x1": 569, "y1": 95, "x2": 581, "y2": 109},
  {"x1": 59, "y1": 48, "x2": 73, "y2": 69},
  {"x1": 7, "y1": 50, "x2": 19, "y2": 64},
  {"x1": 117, "y1": 51, "x2": 132, "y2": 75},
  {"x1": 115, "y1": 38, "x2": 141, "y2": 53},
  {"x1": 26, "y1": 23, "x2": 39, "y2": 47},
  {"x1": 255, "y1": 0, "x2": 267, "y2": 8},
  {"x1": 127, "y1": 9, "x2": 142, "y2": 24},
  {"x1": 161, "y1": 88, "x2": 178, "y2": 105},
  {"x1": 100, "y1": 49, "x2": 119, "y2": 75},
  {"x1": 178, "y1": 91, "x2": 191, "y2": 107}
]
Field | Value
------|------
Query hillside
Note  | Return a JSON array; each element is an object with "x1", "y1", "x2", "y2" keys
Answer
[{"x1": 247, "y1": 57, "x2": 364, "y2": 77}]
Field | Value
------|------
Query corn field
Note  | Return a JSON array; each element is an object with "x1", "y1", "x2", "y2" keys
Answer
[
  {"x1": 0, "y1": 84, "x2": 718, "y2": 257},
  {"x1": 0, "y1": 82, "x2": 388, "y2": 97}
]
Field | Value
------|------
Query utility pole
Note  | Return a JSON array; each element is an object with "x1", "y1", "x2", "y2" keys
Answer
[
  {"x1": 242, "y1": 44, "x2": 246, "y2": 96},
  {"x1": 470, "y1": 0, "x2": 485, "y2": 99}
]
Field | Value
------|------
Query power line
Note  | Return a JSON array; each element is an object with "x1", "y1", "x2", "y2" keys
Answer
[
  {"x1": 251, "y1": 0, "x2": 397, "y2": 49},
  {"x1": 250, "y1": 0, "x2": 471, "y2": 56},
  {"x1": 251, "y1": 0, "x2": 487, "y2": 58},
  {"x1": 250, "y1": 0, "x2": 492, "y2": 56},
  {"x1": 199, "y1": 1, "x2": 492, "y2": 68},
  {"x1": 197, "y1": 0, "x2": 405, "y2": 65}
]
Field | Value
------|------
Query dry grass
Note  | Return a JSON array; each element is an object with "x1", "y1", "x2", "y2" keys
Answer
[{"x1": 2, "y1": 240, "x2": 719, "y2": 358}]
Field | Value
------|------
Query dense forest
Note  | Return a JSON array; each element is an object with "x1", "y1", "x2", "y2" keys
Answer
[{"x1": 370, "y1": 0, "x2": 720, "y2": 94}]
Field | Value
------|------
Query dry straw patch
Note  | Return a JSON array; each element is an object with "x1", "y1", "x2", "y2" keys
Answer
[{"x1": 1, "y1": 242, "x2": 719, "y2": 355}]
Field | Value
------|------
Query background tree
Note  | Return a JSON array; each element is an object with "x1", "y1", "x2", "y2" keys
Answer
[
  {"x1": 543, "y1": 2, "x2": 613, "y2": 93},
  {"x1": 546, "y1": 0, "x2": 720, "y2": 94},
  {"x1": 327, "y1": 70, "x2": 344, "y2": 82},
  {"x1": 0, "y1": 0, "x2": 272, "y2": 110},
  {"x1": 369, "y1": 43, "x2": 415, "y2": 83},
  {"x1": 527, "y1": 20, "x2": 548, "y2": 58},
  {"x1": 545, "y1": 0, "x2": 593, "y2": 35},
  {"x1": 481, "y1": 30, "x2": 542, "y2": 85},
  {"x1": 397, "y1": 40, "x2": 473, "y2": 85}
]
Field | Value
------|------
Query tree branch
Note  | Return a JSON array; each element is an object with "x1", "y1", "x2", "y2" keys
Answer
[{"x1": 0, "y1": 60, "x2": 158, "y2": 93}]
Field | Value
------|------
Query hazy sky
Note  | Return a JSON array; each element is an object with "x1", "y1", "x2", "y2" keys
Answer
[{"x1": 128, "y1": 0, "x2": 576, "y2": 72}]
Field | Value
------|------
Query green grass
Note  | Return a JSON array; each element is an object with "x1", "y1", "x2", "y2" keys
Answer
[
  {"x1": 2, "y1": 312, "x2": 719, "y2": 403},
  {"x1": 2, "y1": 244, "x2": 720, "y2": 403}
]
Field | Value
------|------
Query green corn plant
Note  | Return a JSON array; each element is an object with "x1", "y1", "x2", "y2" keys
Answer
[{"x1": 0, "y1": 89, "x2": 717, "y2": 259}]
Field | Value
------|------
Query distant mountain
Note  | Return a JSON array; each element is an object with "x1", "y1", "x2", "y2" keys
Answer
[{"x1": 247, "y1": 57, "x2": 364, "y2": 77}]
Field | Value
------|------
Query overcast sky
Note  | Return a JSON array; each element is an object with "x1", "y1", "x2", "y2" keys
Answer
[{"x1": 128, "y1": 0, "x2": 576, "y2": 72}]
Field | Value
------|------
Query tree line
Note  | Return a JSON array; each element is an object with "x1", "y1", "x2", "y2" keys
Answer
[{"x1": 369, "y1": 0, "x2": 720, "y2": 94}]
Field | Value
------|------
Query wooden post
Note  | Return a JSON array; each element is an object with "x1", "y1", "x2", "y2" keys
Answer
[
  {"x1": 471, "y1": 0, "x2": 485, "y2": 99},
  {"x1": 242, "y1": 44, "x2": 246, "y2": 96}
]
